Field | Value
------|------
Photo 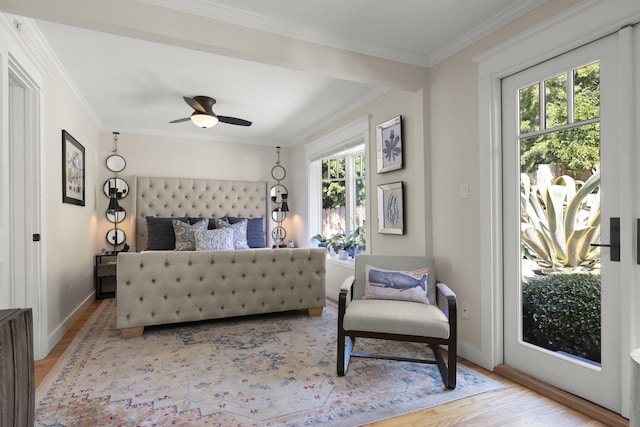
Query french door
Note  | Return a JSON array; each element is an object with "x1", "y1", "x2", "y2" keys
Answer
[{"x1": 502, "y1": 33, "x2": 629, "y2": 411}]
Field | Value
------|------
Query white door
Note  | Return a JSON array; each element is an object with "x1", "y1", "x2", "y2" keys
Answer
[
  {"x1": 0, "y1": 55, "x2": 46, "y2": 359},
  {"x1": 502, "y1": 33, "x2": 628, "y2": 411}
]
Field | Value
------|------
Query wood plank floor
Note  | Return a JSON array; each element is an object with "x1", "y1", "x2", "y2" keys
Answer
[{"x1": 35, "y1": 300, "x2": 628, "y2": 426}]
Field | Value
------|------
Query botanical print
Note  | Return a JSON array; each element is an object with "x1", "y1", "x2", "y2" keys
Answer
[
  {"x1": 385, "y1": 191, "x2": 400, "y2": 225},
  {"x1": 383, "y1": 127, "x2": 401, "y2": 165},
  {"x1": 377, "y1": 115, "x2": 403, "y2": 173},
  {"x1": 378, "y1": 181, "x2": 404, "y2": 234}
]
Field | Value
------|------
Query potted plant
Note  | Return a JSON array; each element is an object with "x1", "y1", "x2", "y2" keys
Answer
[
  {"x1": 329, "y1": 232, "x2": 354, "y2": 260},
  {"x1": 349, "y1": 225, "x2": 366, "y2": 256},
  {"x1": 311, "y1": 234, "x2": 328, "y2": 247}
]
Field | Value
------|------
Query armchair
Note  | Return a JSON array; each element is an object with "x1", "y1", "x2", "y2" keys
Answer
[{"x1": 337, "y1": 255, "x2": 457, "y2": 389}]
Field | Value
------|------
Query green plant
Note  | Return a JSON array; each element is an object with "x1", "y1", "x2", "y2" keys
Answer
[
  {"x1": 522, "y1": 273, "x2": 601, "y2": 362},
  {"x1": 520, "y1": 169, "x2": 600, "y2": 272},
  {"x1": 311, "y1": 234, "x2": 328, "y2": 247},
  {"x1": 349, "y1": 225, "x2": 366, "y2": 251},
  {"x1": 328, "y1": 232, "x2": 354, "y2": 253}
]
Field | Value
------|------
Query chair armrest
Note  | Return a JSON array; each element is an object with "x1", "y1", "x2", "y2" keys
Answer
[
  {"x1": 338, "y1": 276, "x2": 355, "y2": 322},
  {"x1": 339, "y1": 275, "x2": 355, "y2": 293},
  {"x1": 436, "y1": 282, "x2": 457, "y2": 321}
]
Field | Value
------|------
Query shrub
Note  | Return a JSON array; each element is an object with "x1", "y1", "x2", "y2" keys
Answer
[{"x1": 522, "y1": 273, "x2": 601, "y2": 363}]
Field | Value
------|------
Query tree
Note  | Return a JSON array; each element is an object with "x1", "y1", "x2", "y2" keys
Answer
[{"x1": 519, "y1": 62, "x2": 600, "y2": 180}]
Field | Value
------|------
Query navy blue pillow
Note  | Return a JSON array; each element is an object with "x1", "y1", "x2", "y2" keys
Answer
[
  {"x1": 146, "y1": 217, "x2": 187, "y2": 250},
  {"x1": 226, "y1": 216, "x2": 265, "y2": 248},
  {"x1": 188, "y1": 217, "x2": 217, "y2": 230}
]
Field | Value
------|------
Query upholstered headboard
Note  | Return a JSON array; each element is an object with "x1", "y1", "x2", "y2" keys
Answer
[{"x1": 134, "y1": 176, "x2": 267, "y2": 250}]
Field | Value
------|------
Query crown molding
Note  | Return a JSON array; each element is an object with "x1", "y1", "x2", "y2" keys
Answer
[{"x1": 3, "y1": 15, "x2": 102, "y2": 128}]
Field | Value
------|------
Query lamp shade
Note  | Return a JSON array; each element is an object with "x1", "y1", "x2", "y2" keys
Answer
[
  {"x1": 191, "y1": 113, "x2": 219, "y2": 128},
  {"x1": 107, "y1": 195, "x2": 124, "y2": 212}
]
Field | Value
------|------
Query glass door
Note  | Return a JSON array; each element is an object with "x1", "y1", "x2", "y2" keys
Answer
[{"x1": 502, "y1": 34, "x2": 621, "y2": 410}]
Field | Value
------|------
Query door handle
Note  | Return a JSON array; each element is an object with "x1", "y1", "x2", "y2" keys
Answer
[
  {"x1": 637, "y1": 219, "x2": 640, "y2": 265},
  {"x1": 590, "y1": 217, "x2": 620, "y2": 262}
]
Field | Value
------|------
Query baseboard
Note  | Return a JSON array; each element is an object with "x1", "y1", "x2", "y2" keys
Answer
[
  {"x1": 494, "y1": 364, "x2": 629, "y2": 427},
  {"x1": 45, "y1": 292, "x2": 96, "y2": 357}
]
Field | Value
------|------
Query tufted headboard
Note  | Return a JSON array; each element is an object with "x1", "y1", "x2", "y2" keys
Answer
[{"x1": 134, "y1": 176, "x2": 267, "y2": 250}]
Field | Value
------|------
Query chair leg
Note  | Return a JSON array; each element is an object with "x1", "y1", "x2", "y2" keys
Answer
[
  {"x1": 337, "y1": 331, "x2": 354, "y2": 376},
  {"x1": 432, "y1": 345, "x2": 456, "y2": 389},
  {"x1": 337, "y1": 328, "x2": 345, "y2": 376}
]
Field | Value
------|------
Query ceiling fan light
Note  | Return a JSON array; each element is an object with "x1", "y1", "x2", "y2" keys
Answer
[{"x1": 191, "y1": 113, "x2": 219, "y2": 128}]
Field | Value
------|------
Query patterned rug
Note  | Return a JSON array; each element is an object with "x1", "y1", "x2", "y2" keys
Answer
[{"x1": 36, "y1": 299, "x2": 502, "y2": 426}]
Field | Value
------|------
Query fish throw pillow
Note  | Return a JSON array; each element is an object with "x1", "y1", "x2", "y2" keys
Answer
[{"x1": 363, "y1": 266, "x2": 431, "y2": 304}]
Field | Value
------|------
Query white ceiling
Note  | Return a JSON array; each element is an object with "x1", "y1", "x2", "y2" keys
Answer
[{"x1": 22, "y1": 0, "x2": 547, "y2": 146}]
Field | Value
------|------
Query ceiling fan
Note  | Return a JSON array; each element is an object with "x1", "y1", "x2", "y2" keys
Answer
[{"x1": 169, "y1": 96, "x2": 252, "y2": 128}]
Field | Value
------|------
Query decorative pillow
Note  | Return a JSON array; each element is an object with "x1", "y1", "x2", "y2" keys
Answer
[
  {"x1": 214, "y1": 218, "x2": 250, "y2": 250},
  {"x1": 146, "y1": 216, "x2": 187, "y2": 250},
  {"x1": 363, "y1": 266, "x2": 432, "y2": 304},
  {"x1": 194, "y1": 228, "x2": 234, "y2": 251},
  {"x1": 188, "y1": 217, "x2": 218, "y2": 230},
  {"x1": 226, "y1": 216, "x2": 266, "y2": 248},
  {"x1": 173, "y1": 219, "x2": 208, "y2": 251}
]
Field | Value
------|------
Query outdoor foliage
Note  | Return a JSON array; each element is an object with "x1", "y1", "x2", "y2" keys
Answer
[
  {"x1": 520, "y1": 169, "x2": 600, "y2": 272},
  {"x1": 519, "y1": 62, "x2": 600, "y2": 176},
  {"x1": 522, "y1": 273, "x2": 601, "y2": 363}
]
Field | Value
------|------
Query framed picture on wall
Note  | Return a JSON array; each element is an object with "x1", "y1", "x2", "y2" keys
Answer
[
  {"x1": 62, "y1": 130, "x2": 85, "y2": 206},
  {"x1": 376, "y1": 115, "x2": 403, "y2": 173},
  {"x1": 377, "y1": 181, "x2": 404, "y2": 234}
]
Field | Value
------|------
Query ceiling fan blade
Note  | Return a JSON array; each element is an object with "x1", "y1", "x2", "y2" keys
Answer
[
  {"x1": 169, "y1": 117, "x2": 191, "y2": 123},
  {"x1": 218, "y1": 116, "x2": 252, "y2": 126},
  {"x1": 185, "y1": 96, "x2": 216, "y2": 114},
  {"x1": 183, "y1": 96, "x2": 205, "y2": 113}
]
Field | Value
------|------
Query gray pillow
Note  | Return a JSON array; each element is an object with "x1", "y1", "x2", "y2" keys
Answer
[
  {"x1": 194, "y1": 228, "x2": 234, "y2": 251},
  {"x1": 226, "y1": 216, "x2": 265, "y2": 248},
  {"x1": 173, "y1": 219, "x2": 208, "y2": 251},
  {"x1": 214, "y1": 218, "x2": 250, "y2": 250}
]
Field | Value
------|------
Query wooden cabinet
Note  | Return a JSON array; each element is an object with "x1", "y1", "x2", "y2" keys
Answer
[{"x1": 0, "y1": 308, "x2": 34, "y2": 427}]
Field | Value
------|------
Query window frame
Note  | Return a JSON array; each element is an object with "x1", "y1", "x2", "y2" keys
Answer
[{"x1": 306, "y1": 116, "x2": 370, "y2": 247}]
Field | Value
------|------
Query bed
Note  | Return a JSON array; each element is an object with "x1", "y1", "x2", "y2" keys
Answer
[{"x1": 115, "y1": 176, "x2": 326, "y2": 339}]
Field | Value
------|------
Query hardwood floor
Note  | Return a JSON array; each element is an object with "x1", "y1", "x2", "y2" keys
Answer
[{"x1": 35, "y1": 300, "x2": 628, "y2": 426}]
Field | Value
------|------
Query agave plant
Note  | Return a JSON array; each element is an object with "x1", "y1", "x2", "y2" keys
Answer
[{"x1": 520, "y1": 169, "x2": 601, "y2": 272}]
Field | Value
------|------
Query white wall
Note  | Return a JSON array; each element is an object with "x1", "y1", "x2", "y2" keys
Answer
[
  {"x1": 429, "y1": 0, "x2": 583, "y2": 354},
  {"x1": 43, "y1": 73, "x2": 100, "y2": 345}
]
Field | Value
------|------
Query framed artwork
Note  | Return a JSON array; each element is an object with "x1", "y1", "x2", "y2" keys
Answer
[
  {"x1": 376, "y1": 115, "x2": 403, "y2": 173},
  {"x1": 377, "y1": 181, "x2": 404, "y2": 234},
  {"x1": 62, "y1": 130, "x2": 85, "y2": 206}
]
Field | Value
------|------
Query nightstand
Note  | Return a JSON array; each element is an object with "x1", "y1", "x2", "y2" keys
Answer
[{"x1": 95, "y1": 254, "x2": 117, "y2": 299}]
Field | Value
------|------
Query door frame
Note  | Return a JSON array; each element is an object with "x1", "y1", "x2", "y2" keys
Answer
[
  {"x1": 0, "y1": 19, "x2": 47, "y2": 359},
  {"x1": 476, "y1": 1, "x2": 640, "y2": 417}
]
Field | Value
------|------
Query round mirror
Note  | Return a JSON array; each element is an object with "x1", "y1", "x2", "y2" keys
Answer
[
  {"x1": 106, "y1": 154, "x2": 126, "y2": 172},
  {"x1": 106, "y1": 209, "x2": 126, "y2": 224},
  {"x1": 272, "y1": 226, "x2": 286, "y2": 242},
  {"x1": 270, "y1": 184, "x2": 288, "y2": 204},
  {"x1": 106, "y1": 228, "x2": 126, "y2": 246},
  {"x1": 272, "y1": 209, "x2": 286, "y2": 223},
  {"x1": 271, "y1": 165, "x2": 286, "y2": 181},
  {"x1": 103, "y1": 177, "x2": 129, "y2": 199}
]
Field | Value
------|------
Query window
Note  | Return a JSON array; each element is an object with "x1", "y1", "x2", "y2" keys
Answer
[
  {"x1": 305, "y1": 116, "x2": 370, "y2": 248},
  {"x1": 319, "y1": 149, "x2": 366, "y2": 238}
]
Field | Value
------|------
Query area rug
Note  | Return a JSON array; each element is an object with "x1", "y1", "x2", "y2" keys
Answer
[{"x1": 36, "y1": 299, "x2": 502, "y2": 426}]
